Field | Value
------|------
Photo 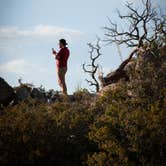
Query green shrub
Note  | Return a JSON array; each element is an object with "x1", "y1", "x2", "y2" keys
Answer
[
  {"x1": 86, "y1": 45, "x2": 166, "y2": 166},
  {"x1": 0, "y1": 45, "x2": 165, "y2": 166},
  {"x1": 0, "y1": 99, "x2": 96, "y2": 165}
]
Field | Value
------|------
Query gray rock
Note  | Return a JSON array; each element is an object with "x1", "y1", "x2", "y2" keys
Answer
[{"x1": 0, "y1": 77, "x2": 15, "y2": 106}]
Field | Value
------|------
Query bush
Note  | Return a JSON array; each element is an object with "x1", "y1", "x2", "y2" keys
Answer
[
  {"x1": 0, "y1": 45, "x2": 166, "y2": 166},
  {"x1": 87, "y1": 90, "x2": 166, "y2": 165},
  {"x1": 0, "y1": 99, "x2": 97, "y2": 166},
  {"x1": 86, "y1": 45, "x2": 166, "y2": 166}
]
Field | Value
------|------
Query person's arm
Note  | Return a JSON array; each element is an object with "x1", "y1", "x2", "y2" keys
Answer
[
  {"x1": 52, "y1": 48, "x2": 57, "y2": 56},
  {"x1": 55, "y1": 49, "x2": 62, "y2": 60},
  {"x1": 52, "y1": 48, "x2": 62, "y2": 60}
]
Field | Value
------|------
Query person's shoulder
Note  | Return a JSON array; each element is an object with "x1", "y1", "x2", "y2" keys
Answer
[
  {"x1": 65, "y1": 47, "x2": 70, "y2": 52},
  {"x1": 59, "y1": 48, "x2": 63, "y2": 52}
]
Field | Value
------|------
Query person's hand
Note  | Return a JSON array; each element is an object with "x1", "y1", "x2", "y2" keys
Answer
[{"x1": 52, "y1": 48, "x2": 56, "y2": 55}]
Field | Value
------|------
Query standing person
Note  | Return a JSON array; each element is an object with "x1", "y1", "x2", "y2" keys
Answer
[{"x1": 52, "y1": 39, "x2": 70, "y2": 95}]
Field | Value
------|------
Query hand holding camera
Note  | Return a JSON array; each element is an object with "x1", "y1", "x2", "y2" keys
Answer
[{"x1": 52, "y1": 48, "x2": 56, "y2": 55}]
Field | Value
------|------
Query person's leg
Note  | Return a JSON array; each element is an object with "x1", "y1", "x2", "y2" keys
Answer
[
  {"x1": 57, "y1": 68, "x2": 63, "y2": 88},
  {"x1": 57, "y1": 67, "x2": 67, "y2": 95},
  {"x1": 61, "y1": 67, "x2": 67, "y2": 95}
]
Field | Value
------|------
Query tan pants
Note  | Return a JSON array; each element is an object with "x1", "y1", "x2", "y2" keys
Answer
[{"x1": 57, "y1": 67, "x2": 67, "y2": 95}]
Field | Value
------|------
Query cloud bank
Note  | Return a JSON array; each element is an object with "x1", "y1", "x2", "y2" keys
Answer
[
  {"x1": 0, "y1": 59, "x2": 33, "y2": 75},
  {"x1": 0, "y1": 24, "x2": 84, "y2": 51},
  {"x1": 0, "y1": 25, "x2": 83, "y2": 40},
  {"x1": 0, "y1": 58, "x2": 53, "y2": 76}
]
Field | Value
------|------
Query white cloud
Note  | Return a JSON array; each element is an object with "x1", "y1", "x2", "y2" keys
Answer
[
  {"x1": 0, "y1": 25, "x2": 83, "y2": 40},
  {"x1": 0, "y1": 58, "x2": 55, "y2": 76},
  {"x1": 24, "y1": 25, "x2": 83, "y2": 38},
  {"x1": 0, "y1": 59, "x2": 33, "y2": 75},
  {"x1": 0, "y1": 25, "x2": 84, "y2": 51}
]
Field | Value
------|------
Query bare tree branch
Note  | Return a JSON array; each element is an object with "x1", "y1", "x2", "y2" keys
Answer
[
  {"x1": 99, "y1": 0, "x2": 166, "y2": 88},
  {"x1": 82, "y1": 39, "x2": 102, "y2": 92},
  {"x1": 104, "y1": 0, "x2": 165, "y2": 48}
]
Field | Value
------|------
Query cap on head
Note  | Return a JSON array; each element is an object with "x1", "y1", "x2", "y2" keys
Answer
[{"x1": 59, "y1": 39, "x2": 68, "y2": 46}]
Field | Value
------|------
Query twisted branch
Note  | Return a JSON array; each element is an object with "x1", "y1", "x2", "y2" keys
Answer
[
  {"x1": 83, "y1": 39, "x2": 101, "y2": 92},
  {"x1": 104, "y1": 0, "x2": 165, "y2": 48}
]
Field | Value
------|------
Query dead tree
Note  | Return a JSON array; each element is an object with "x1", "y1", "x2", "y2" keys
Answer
[
  {"x1": 83, "y1": 39, "x2": 101, "y2": 92},
  {"x1": 100, "y1": 0, "x2": 166, "y2": 87},
  {"x1": 104, "y1": 0, "x2": 165, "y2": 48}
]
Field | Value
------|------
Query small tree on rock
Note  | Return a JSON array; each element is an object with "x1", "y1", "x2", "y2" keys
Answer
[{"x1": 83, "y1": 39, "x2": 102, "y2": 92}]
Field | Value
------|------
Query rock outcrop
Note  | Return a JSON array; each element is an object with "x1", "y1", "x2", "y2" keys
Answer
[
  {"x1": 98, "y1": 45, "x2": 166, "y2": 97},
  {"x1": 0, "y1": 77, "x2": 15, "y2": 107},
  {"x1": 99, "y1": 49, "x2": 138, "y2": 87}
]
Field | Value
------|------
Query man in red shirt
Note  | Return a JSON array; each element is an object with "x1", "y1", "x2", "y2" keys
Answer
[{"x1": 52, "y1": 39, "x2": 70, "y2": 95}]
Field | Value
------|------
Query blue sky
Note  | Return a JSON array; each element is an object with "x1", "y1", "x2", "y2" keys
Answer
[{"x1": 0, "y1": 0, "x2": 165, "y2": 93}]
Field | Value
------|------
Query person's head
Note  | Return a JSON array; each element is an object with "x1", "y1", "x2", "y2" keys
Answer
[{"x1": 59, "y1": 39, "x2": 68, "y2": 48}]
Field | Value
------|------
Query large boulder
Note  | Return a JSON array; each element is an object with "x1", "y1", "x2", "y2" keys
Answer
[{"x1": 0, "y1": 77, "x2": 15, "y2": 106}]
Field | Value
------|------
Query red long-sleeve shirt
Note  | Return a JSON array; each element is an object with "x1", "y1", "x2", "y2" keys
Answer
[{"x1": 56, "y1": 47, "x2": 70, "y2": 68}]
